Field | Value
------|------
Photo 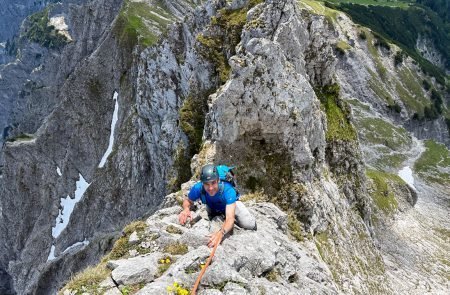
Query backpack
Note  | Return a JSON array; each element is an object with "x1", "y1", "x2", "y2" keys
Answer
[{"x1": 200, "y1": 165, "x2": 239, "y2": 204}]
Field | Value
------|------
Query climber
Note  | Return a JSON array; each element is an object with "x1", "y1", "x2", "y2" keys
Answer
[{"x1": 178, "y1": 164, "x2": 257, "y2": 248}]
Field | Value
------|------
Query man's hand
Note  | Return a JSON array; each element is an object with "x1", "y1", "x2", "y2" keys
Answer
[
  {"x1": 178, "y1": 209, "x2": 193, "y2": 225},
  {"x1": 207, "y1": 230, "x2": 224, "y2": 248}
]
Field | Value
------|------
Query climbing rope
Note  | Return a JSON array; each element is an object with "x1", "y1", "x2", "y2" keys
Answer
[{"x1": 191, "y1": 232, "x2": 221, "y2": 295}]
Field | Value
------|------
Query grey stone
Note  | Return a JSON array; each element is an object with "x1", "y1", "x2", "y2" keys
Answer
[
  {"x1": 129, "y1": 231, "x2": 140, "y2": 245},
  {"x1": 104, "y1": 287, "x2": 122, "y2": 295},
  {"x1": 99, "y1": 276, "x2": 116, "y2": 288},
  {"x1": 223, "y1": 282, "x2": 248, "y2": 294},
  {"x1": 109, "y1": 252, "x2": 164, "y2": 286}
]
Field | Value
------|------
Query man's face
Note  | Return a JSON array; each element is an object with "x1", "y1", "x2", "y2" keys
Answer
[{"x1": 203, "y1": 179, "x2": 219, "y2": 196}]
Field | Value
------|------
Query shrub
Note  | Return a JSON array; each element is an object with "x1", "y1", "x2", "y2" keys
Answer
[
  {"x1": 24, "y1": 8, "x2": 68, "y2": 49},
  {"x1": 394, "y1": 50, "x2": 404, "y2": 66},
  {"x1": 422, "y1": 79, "x2": 431, "y2": 91},
  {"x1": 358, "y1": 30, "x2": 367, "y2": 40}
]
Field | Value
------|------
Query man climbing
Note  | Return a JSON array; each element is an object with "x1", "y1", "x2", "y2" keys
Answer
[{"x1": 178, "y1": 164, "x2": 257, "y2": 248}]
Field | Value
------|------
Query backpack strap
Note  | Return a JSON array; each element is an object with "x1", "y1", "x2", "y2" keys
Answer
[{"x1": 200, "y1": 186, "x2": 206, "y2": 204}]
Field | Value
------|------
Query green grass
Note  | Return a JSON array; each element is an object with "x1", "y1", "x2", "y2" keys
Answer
[
  {"x1": 107, "y1": 221, "x2": 149, "y2": 260},
  {"x1": 364, "y1": 30, "x2": 388, "y2": 80},
  {"x1": 366, "y1": 169, "x2": 403, "y2": 213},
  {"x1": 375, "y1": 153, "x2": 407, "y2": 169},
  {"x1": 396, "y1": 68, "x2": 429, "y2": 115},
  {"x1": 314, "y1": 226, "x2": 388, "y2": 293},
  {"x1": 163, "y1": 242, "x2": 188, "y2": 255},
  {"x1": 166, "y1": 225, "x2": 183, "y2": 235},
  {"x1": 394, "y1": 81, "x2": 426, "y2": 116},
  {"x1": 6, "y1": 133, "x2": 35, "y2": 143},
  {"x1": 59, "y1": 263, "x2": 111, "y2": 295},
  {"x1": 299, "y1": 0, "x2": 340, "y2": 23},
  {"x1": 179, "y1": 95, "x2": 208, "y2": 155},
  {"x1": 120, "y1": 283, "x2": 146, "y2": 295},
  {"x1": 358, "y1": 117, "x2": 411, "y2": 150},
  {"x1": 59, "y1": 220, "x2": 151, "y2": 293},
  {"x1": 264, "y1": 269, "x2": 279, "y2": 282},
  {"x1": 287, "y1": 212, "x2": 304, "y2": 242},
  {"x1": 157, "y1": 256, "x2": 174, "y2": 277},
  {"x1": 196, "y1": 0, "x2": 263, "y2": 83},
  {"x1": 346, "y1": 98, "x2": 371, "y2": 112},
  {"x1": 324, "y1": 0, "x2": 411, "y2": 8},
  {"x1": 336, "y1": 40, "x2": 352, "y2": 54},
  {"x1": 327, "y1": 1, "x2": 449, "y2": 84},
  {"x1": 316, "y1": 84, "x2": 358, "y2": 142},
  {"x1": 115, "y1": 0, "x2": 176, "y2": 48},
  {"x1": 414, "y1": 140, "x2": 450, "y2": 184},
  {"x1": 367, "y1": 70, "x2": 395, "y2": 105},
  {"x1": 24, "y1": 7, "x2": 68, "y2": 49}
]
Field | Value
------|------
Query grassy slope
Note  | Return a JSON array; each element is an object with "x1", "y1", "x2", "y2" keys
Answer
[{"x1": 414, "y1": 140, "x2": 450, "y2": 184}]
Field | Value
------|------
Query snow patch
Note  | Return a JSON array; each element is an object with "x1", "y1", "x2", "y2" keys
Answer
[
  {"x1": 49, "y1": 16, "x2": 72, "y2": 41},
  {"x1": 62, "y1": 239, "x2": 90, "y2": 254},
  {"x1": 47, "y1": 245, "x2": 56, "y2": 261},
  {"x1": 99, "y1": 91, "x2": 119, "y2": 168},
  {"x1": 52, "y1": 173, "x2": 91, "y2": 239},
  {"x1": 398, "y1": 166, "x2": 416, "y2": 190},
  {"x1": 56, "y1": 166, "x2": 62, "y2": 176}
]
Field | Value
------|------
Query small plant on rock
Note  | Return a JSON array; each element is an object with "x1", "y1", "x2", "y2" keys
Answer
[
  {"x1": 163, "y1": 242, "x2": 188, "y2": 255},
  {"x1": 157, "y1": 255, "x2": 173, "y2": 277},
  {"x1": 166, "y1": 282, "x2": 190, "y2": 295}
]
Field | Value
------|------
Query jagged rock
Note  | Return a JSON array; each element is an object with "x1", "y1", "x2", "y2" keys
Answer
[
  {"x1": 129, "y1": 202, "x2": 338, "y2": 294},
  {"x1": 104, "y1": 287, "x2": 122, "y2": 295},
  {"x1": 108, "y1": 252, "x2": 164, "y2": 286},
  {"x1": 222, "y1": 282, "x2": 247, "y2": 294},
  {"x1": 99, "y1": 276, "x2": 116, "y2": 288},
  {"x1": 129, "y1": 231, "x2": 140, "y2": 245},
  {"x1": 0, "y1": 0, "x2": 448, "y2": 294},
  {"x1": 129, "y1": 249, "x2": 139, "y2": 257}
]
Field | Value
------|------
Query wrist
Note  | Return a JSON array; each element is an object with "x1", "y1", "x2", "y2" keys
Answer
[{"x1": 219, "y1": 228, "x2": 226, "y2": 235}]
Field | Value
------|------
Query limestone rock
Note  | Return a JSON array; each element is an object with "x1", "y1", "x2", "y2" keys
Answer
[
  {"x1": 108, "y1": 252, "x2": 164, "y2": 286},
  {"x1": 129, "y1": 231, "x2": 140, "y2": 245}
]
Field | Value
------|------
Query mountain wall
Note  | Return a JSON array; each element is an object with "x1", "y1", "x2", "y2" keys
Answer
[{"x1": 0, "y1": 0, "x2": 448, "y2": 294}]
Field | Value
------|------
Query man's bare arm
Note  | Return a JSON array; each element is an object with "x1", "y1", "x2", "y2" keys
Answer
[
  {"x1": 179, "y1": 197, "x2": 194, "y2": 225},
  {"x1": 222, "y1": 203, "x2": 236, "y2": 234}
]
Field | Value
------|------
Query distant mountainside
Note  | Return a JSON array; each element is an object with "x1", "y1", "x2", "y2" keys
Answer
[{"x1": 0, "y1": 0, "x2": 448, "y2": 294}]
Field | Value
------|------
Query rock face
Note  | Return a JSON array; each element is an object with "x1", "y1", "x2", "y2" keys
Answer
[
  {"x1": 0, "y1": 0, "x2": 208, "y2": 293},
  {"x1": 87, "y1": 203, "x2": 338, "y2": 295},
  {"x1": 0, "y1": 0, "x2": 449, "y2": 294}
]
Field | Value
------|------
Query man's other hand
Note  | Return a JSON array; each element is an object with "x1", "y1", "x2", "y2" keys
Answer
[{"x1": 178, "y1": 209, "x2": 193, "y2": 225}]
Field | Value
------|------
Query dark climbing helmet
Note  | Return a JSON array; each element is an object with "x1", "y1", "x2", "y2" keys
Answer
[{"x1": 200, "y1": 164, "x2": 219, "y2": 183}]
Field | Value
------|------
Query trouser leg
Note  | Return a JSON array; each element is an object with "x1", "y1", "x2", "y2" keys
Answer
[{"x1": 234, "y1": 201, "x2": 257, "y2": 230}]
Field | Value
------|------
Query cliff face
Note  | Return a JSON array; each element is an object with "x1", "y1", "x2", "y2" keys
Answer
[{"x1": 0, "y1": 0, "x2": 448, "y2": 294}]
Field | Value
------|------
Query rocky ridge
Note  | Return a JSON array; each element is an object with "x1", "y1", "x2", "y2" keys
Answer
[
  {"x1": 73, "y1": 202, "x2": 338, "y2": 295},
  {"x1": 0, "y1": 0, "x2": 448, "y2": 294}
]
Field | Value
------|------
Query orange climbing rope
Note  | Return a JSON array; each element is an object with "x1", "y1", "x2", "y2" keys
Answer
[{"x1": 191, "y1": 233, "x2": 221, "y2": 295}]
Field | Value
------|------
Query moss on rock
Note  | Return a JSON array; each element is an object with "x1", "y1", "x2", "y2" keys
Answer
[
  {"x1": 24, "y1": 7, "x2": 68, "y2": 49},
  {"x1": 366, "y1": 169, "x2": 403, "y2": 214},
  {"x1": 59, "y1": 263, "x2": 111, "y2": 295},
  {"x1": 316, "y1": 84, "x2": 357, "y2": 142},
  {"x1": 113, "y1": 0, "x2": 175, "y2": 49},
  {"x1": 196, "y1": 0, "x2": 263, "y2": 84},
  {"x1": 163, "y1": 242, "x2": 188, "y2": 255}
]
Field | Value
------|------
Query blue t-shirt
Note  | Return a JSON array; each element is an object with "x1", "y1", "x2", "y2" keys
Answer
[{"x1": 188, "y1": 182, "x2": 237, "y2": 213}]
